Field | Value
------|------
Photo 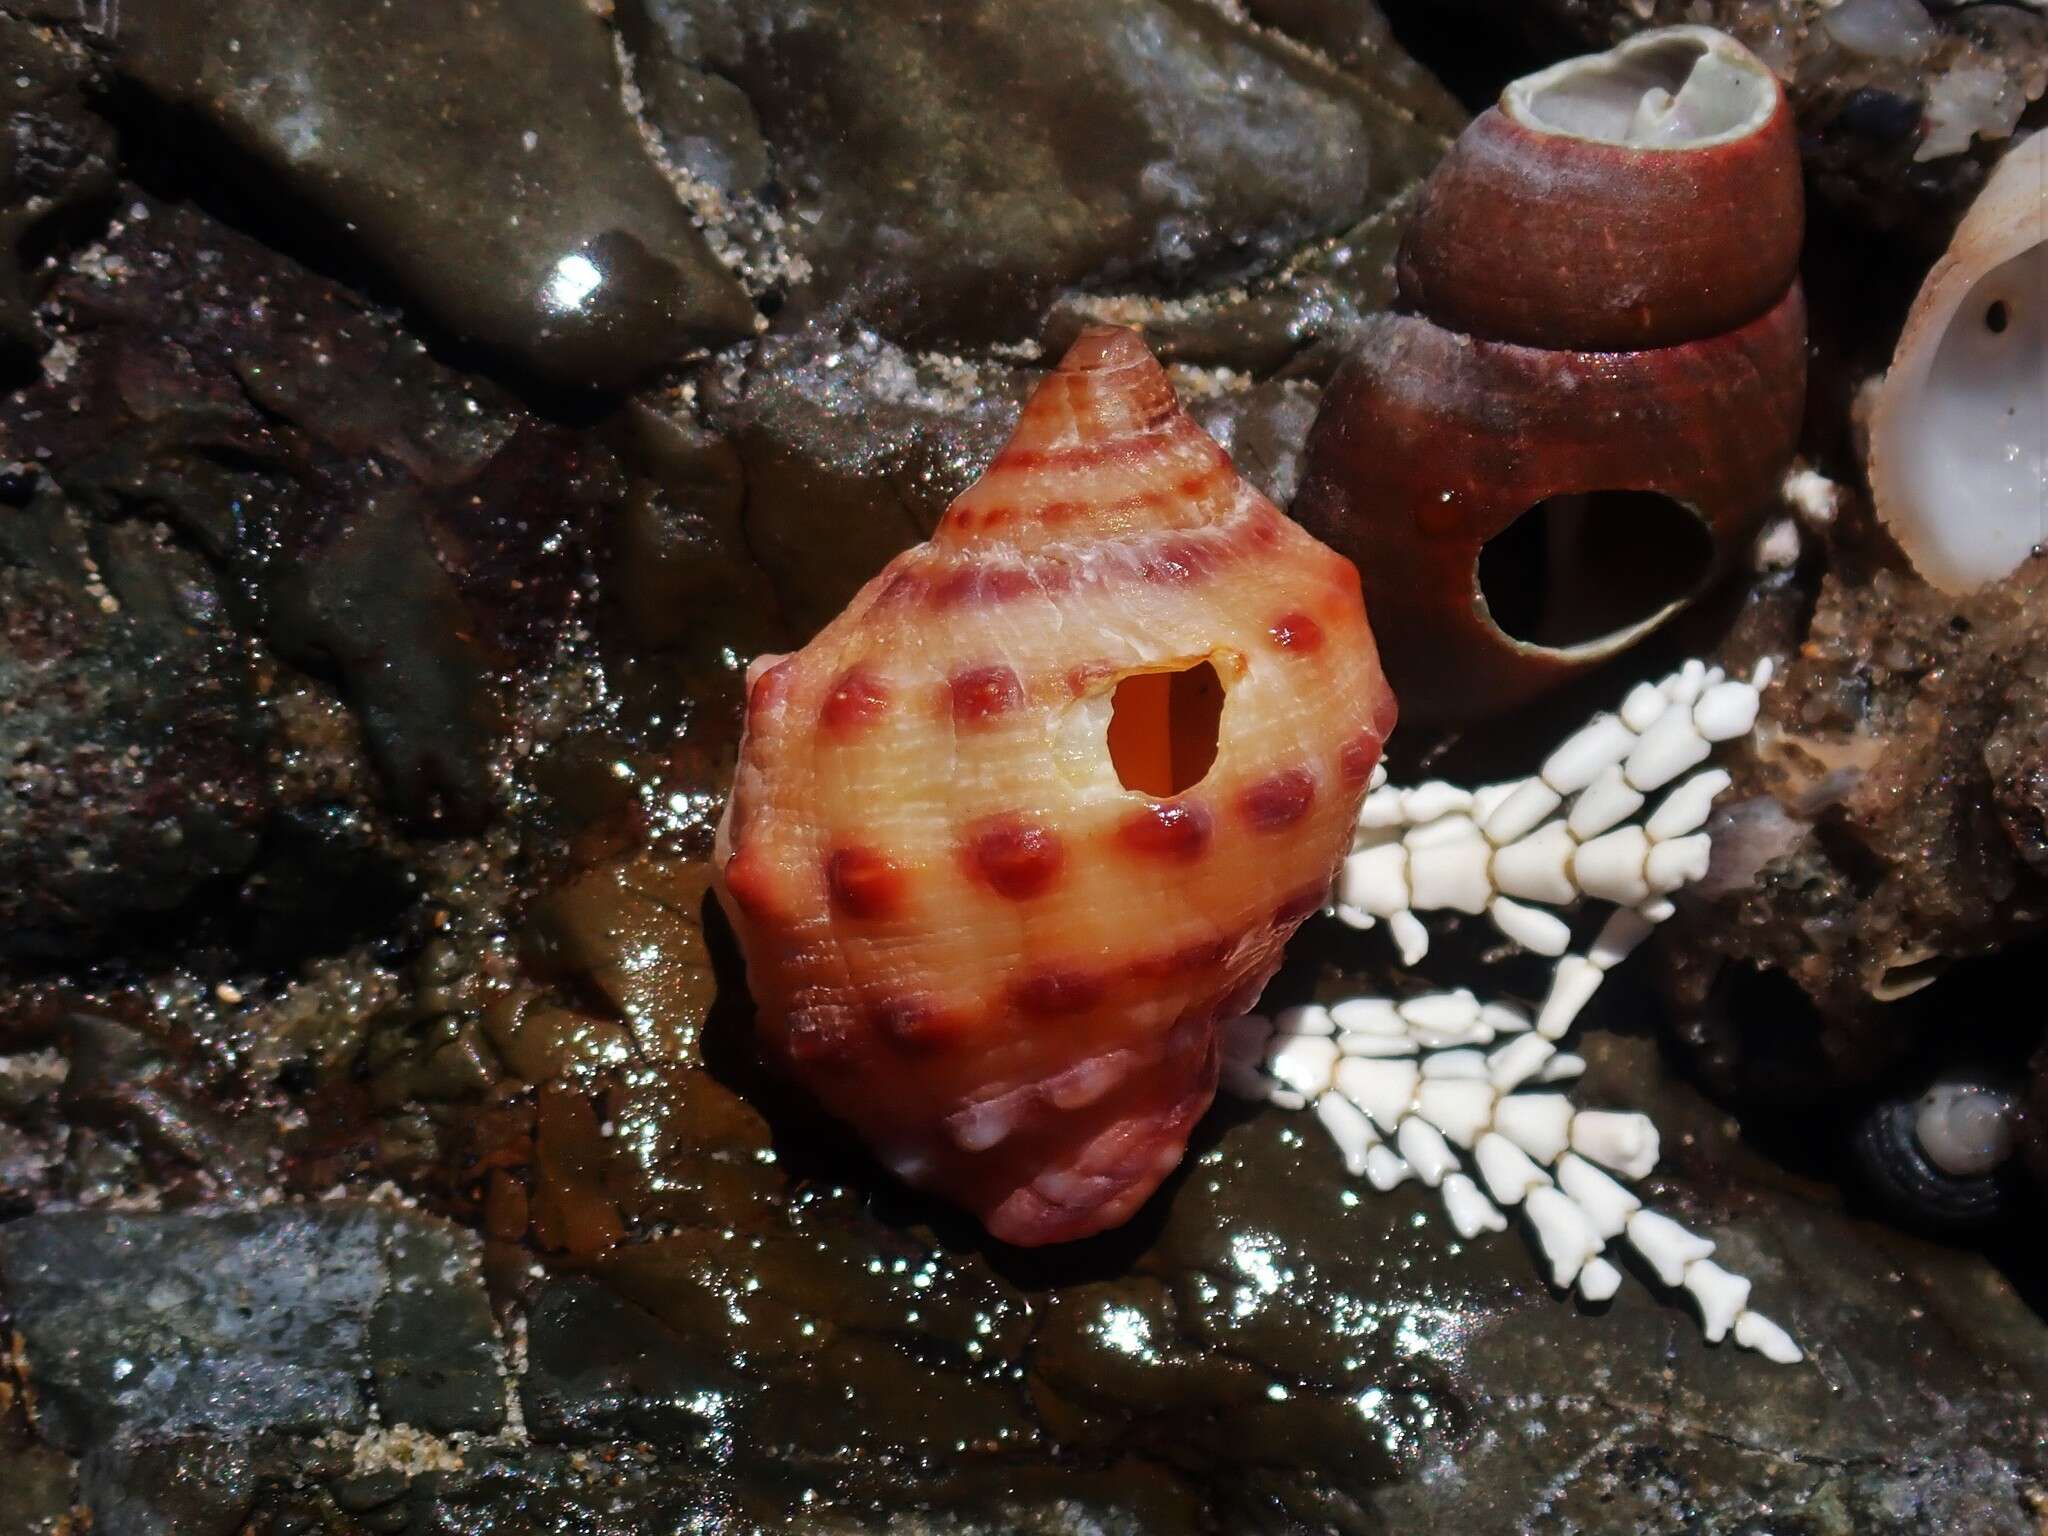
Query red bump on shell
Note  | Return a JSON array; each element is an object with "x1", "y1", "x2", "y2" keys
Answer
[
  {"x1": 1116, "y1": 800, "x2": 1213, "y2": 861},
  {"x1": 826, "y1": 846, "x2": 907, "y2": 920},
  {"x1": 1338, "y1": 727, "x2": 1384, "y2": 790},
  {"x1": 949, "y1": 664, "x2": 1025, "y2": 725},
  {"x1": 1237, "y1": 767, "x2": 1318, "y2": 832},
  {"x1": 1267, "y1": 611, "x2": 1325, "y2": 654},
  {"x1": 721, "y1": 847, "x2": 783, "y2": 925},
  {"x1": 868, "y1": 993, "x2": 965, "y2": 1050},
  {"x1": 785, "y1": 1005, "x2": 861, "y2": 1064},
  {"x1": 820, "y1": 666, "x2": 890, "y2": 736},
  {"x1": 963, "y1": 815, "x2": 1066, "y2": 901},
  {"x1": 747, "y1": 657, "x2": 796, "y2": 719}
]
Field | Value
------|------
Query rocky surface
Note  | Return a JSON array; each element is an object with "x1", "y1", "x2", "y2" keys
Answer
[{"x1": 0, "y1": 0, "x2": 2041, "y2": 1531}]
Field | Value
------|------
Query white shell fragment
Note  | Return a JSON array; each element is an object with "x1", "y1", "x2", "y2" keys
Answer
[
  {"x1": 1223, "y1": 657, "x2": 1803, "y2": 1363},
  {"x1": 1869, "y1": 131, "x2": 2047, "y2": 594}
]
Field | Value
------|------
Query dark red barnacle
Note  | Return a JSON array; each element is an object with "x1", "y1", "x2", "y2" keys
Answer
[
  {"x1": 820, "y1": 665, "x2": 890, "y2": 736},
  {"x1": 1116, "y1": 799, "x2": 1212, "y2": 862},
  {"x1": 1238, "y1": 767, "x2": 1318, "y2": 832},
  {"x1": 1294, "y1": 26, "x2": 1803, "y2": 727},
  {"x1": 949, "y1": 664, "x2": 1024, "y2": 726},
  {"x1": 962, "y1": 815, "x2": 1065, "y2": 901},
  {"x1": 1267, "y1": 611, "x2": 1325, "y2": 654},
  {"x1": 1008, "y1": 965, "x2": 1108, "y2": 1017},
  {"x1": 825, "y1": 845, "x2": 907, "y2": 920}
]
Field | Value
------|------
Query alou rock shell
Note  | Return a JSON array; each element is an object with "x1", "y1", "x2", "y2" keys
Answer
[{"x1": 715, "y1": 326, "x2": 1395, "y2": 1244}]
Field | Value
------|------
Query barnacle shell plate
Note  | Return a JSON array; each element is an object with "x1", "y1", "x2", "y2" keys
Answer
[
  {"x1": 1295, "y1": 284, "x2": 1806, "y2": 722},
  {"x1": 716, "y1": 327, "x2": 1395, "y2": 1245},
  {"x1": 1870, "y1": 131, "x2": 2047, "y2": 594},
  {"x1": 1396, "y1": 26, "x2": 1802, "y2": 352}
]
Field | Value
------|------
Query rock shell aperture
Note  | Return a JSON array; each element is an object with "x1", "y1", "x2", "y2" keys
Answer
[{"x1": 715, "y1": 326, "x2": 1396, "y2": 1245}]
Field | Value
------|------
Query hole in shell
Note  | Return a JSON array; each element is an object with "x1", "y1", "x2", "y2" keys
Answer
[
  {"x1": 1512, "y1": 31, "x2": 1774, "y2": 148},
  {"x1": 1477, "y1": 490, "x2": 1715, "y2": 651},
  {"x1": 1985, "y1": 299, "x2": 2010, "y2": 334},
  {"x1": 1107, "y1": 661, "x2": 1224, "y2": 797}
]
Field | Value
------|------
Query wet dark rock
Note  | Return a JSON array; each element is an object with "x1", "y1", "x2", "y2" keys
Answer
[
  {"x1": 0, "y1": 1203, "x2": 503, "y2": 1452},
  {"x1": 60, "y1": 1013, "x2": 268, "y2": 1201},
  {"x1": 699, "y1": 327, "x2": 1034, "y2": 632},
  {"x1": 78, "y1": 1437, "x2": 253, "y2": 1536},
  {"x1": 522, "y1": 1274, "x2": 727, "y2": 1447},
  {"x1": 615, "y1": 0, "x2": 774, "y2": 199},
  {"x1": 0, "y1": 16, "x2": 115, "y2": 363},
  {"x1": 624, "y1": 0, "x2": 1456, "y2": 347},
  {"x1": 0, "y1": 1421, "x2": 75, "y2": 1536},
  {"x1": 0, "y1": 195, "x2": 616, "y2": 826},
  {"x1": 370, "y1": 1216, "x2": 505, "y2": 1434},
  {"x1": 0, "y1": 1205, "x2": 386, "y2": 1449},
  {"x1": 0, "y1": 492, "x2": 270, "y2": 961},
  {"x1": 46, "y1": 0, "x2": 757, "y2": 388}
]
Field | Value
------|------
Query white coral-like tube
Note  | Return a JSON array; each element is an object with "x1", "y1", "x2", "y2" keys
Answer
[{"x1": 1230, "y1": 658, "x2": 1801, "y2": 1364}]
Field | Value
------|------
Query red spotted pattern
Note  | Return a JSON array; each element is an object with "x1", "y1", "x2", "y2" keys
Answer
[
  {"x1": 713, "y1": 324, "x2": 1395, "y2": 1250},
  {"x1": 1238, "y1": 767, "x2": 1318, "y2": 832},
  {"x1": 821, "y1": 666, "x2": 890, "y2": 736},
  {"x1": 949, "y1": 664, "x2": 1025, "y2": 725},
  {"x1": 1267, "y1": 611, "x2": 1324, "y2": 654},
  {"x1": 826, "y1": 845, "x2": 907, "y2": 920},
  {"x1": 1116, "y1": 800, "x2": 1213, "y2": 862},
  {"x1": 963, "y1": 815, "x2": 1065, "y2": 900}
]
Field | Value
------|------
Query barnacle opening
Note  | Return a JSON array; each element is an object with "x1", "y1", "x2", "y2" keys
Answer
[
  {"x1": 1107, "y1": 661, "x2": 1225, "y2": 796},
  {"x1": 1510, "y1": 28, "x2": 1775, "y2": 149},
  {"x1": 1477, "y1": 491, "x2": 1714, "y2": 652}
]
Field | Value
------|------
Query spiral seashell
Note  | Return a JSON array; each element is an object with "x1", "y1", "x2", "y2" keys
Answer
[
  {"x1": 714, "y1": 326, "x2": 1396, "y2": 1245},
  {"x1": 1869, "y1": 130, "x2": 2045, "y2": 595},
  {"x1": 1294, "y1": 26, "x2": 1806, "y2": 726}
]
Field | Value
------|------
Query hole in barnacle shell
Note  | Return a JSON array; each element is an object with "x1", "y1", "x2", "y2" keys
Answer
[
  {"x1": 1985, "y1": 299, "x2": 2010, "y2": 334},
  {"x1": 1107, "y1": 661, "x2": 1225, "y2": 796},
  {"x1": 1512, "y1": 31, "x2": 1774, "y2": 148},
  {"x1": 1477, "y1": 490, "x2": 1715, "y2": 651}
]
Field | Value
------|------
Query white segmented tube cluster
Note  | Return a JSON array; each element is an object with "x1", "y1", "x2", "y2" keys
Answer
[
  {"x1": 1223, "y1": 658, "x2": 1800, "y2": 1364},
  {"x1": 1336, "y1": 660, "x2": 1767, "y2": 1035}
]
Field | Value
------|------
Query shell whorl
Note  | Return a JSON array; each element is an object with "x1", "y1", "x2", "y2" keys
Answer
[{"x1": 939, "y1": 326, "x2": 1242, "y2": 550}]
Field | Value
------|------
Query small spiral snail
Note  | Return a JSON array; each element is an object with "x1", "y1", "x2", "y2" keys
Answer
[{"x1": 1294, "y1": 27, "x2": 1807, "y2": 725}]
